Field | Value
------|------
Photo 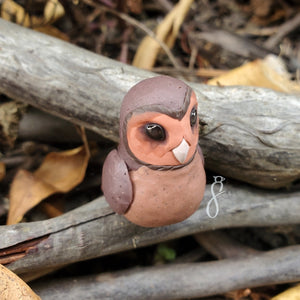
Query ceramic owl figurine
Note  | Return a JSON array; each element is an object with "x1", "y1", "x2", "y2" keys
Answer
[{"x1": 101, "y1": 76, "x2": 206, "y2": 227}]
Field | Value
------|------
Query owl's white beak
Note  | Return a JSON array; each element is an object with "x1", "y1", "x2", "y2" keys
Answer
[{"x1": 172, "y1": 138, "x2": 190, "y2": 164}]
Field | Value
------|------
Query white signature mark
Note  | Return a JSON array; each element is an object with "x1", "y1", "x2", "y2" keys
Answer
[{"x1": 206, "y1": 176, "x2": 226, "y2": 218}]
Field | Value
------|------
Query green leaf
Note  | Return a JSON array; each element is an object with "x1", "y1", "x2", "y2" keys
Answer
[{"x1": 156, "y1": 244, "x2": 176, "y2": 262}]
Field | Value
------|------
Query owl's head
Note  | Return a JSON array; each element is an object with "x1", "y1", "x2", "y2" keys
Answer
[{"x1": 119, "y1": 76, "x2": 199, "y2": 168}]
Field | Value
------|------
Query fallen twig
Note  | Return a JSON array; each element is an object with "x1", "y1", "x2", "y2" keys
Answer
[
  {"x1": 189, "y1": 29, "x2": 272, "y2": 59},
  {"x1": 31, "y1": 245, "x2": 300, "y2": 299},
  {"x1": 264, "y1": 13, "x2": 300, "y2": 50},
  {"x1": 194, "y1": 230, "x2": 261, "y2": 259}
]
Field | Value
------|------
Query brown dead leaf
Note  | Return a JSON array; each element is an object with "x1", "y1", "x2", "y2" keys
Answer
[
  {"x1": 0, "y1": 162, "x2": 5, "y2": 182},
  {"x1": 1, "y1": 0, "x2": 34, "y2": 27},
  {"x1": 8, "y1": 169, "x2": 56, "y2": 225},
  {"x1": 0, "y1": 100, "x2": 27, "y2": 149},
  {"x1": 43, "y1": 0, "x2": 65, "y2": 23},
  {"x1": 34, "y1": 146, "x2": 90, "y2": 191},
  {"x1": 124, "y1": 0, "x2": 143, "y2": 14},
  {"x1": 7, "y1": 145, "x2": 90, "y2": 225},
  {"x1": 238, "y1": 0, "x2": 287, "y2": 26},
  {"x1": 272, "y1": 284, "x2": 300, "y2": 300},
  {"x1": 0, "y1": 264, "x2": 40, "y2": 300},
  {"x1": 133, "y1": 0, "x2": 194, "y2": 69},
  {"x1": 1, "y1": 0, "x2": 64, "y2": 28},
  {"x1": 226, "y1": 288, "x2": 252, "y2": 300},
  {"x1": 207, "y1": 55, "x2": 300, "y2": 94},
  {"x1": 35, "y1": 25, "x2": 70, "y2": 40},
  {"x1": 34, "y1": 0, "x2": 67, "y2": 40},
  {"x1": 39, "y1": 198, "x2": 64, "y2": 218}
]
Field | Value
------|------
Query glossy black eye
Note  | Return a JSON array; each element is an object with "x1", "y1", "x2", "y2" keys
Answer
[
  {"x1": 190, "y1": 107, "x2": 197, "y2": 127},
  {"x1": 145, "y1": 123, "x2": 166, "y2": 141}
]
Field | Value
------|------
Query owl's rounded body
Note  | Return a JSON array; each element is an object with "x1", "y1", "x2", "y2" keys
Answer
[
  {"x1": 125, "y1": 151, "x2": 205, "y2": 227},
  {"x1": 101, "y1": 75, "x2": 206, "y2": 227}
]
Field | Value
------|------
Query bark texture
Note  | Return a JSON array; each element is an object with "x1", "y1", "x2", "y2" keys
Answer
[
  {"x1": 0, "y1": 183, "x2": 299, "y2": 277},
  {"x1": 0, "y1": 19, "x2": 299, "y2": 188},
  {"x1": 32, "y1": 245, "x2": 300, "y2": 300}
]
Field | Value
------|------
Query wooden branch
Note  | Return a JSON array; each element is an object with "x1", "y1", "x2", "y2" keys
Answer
[
  {"x1": 194, "y1": 231, "x2": 261, "y2": 259},
  {"x1": 18, "y1": 107, "x2": 101, "y2": 144},
  {"x1": 31, "y1": 245, "x2": 300, "y2": 299},
  {"x1": 264, "y1": 13, "x2": 300, "y2": 49},
  {"x1": 0, "y1": 183, "x2": 299, "y2": 277},
  {"x1": 0, "y1": 19, "x2": 299, "y2": 188}
]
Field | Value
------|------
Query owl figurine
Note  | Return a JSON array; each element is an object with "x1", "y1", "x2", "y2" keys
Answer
[{"x1": 101, "y1": 76, "x2": 206, "y2": 227}]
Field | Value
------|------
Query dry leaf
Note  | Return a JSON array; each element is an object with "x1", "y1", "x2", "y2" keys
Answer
[
  {"x1": 0, "y1": 101, "x2": 27, "y2": 149},
  {"x1": 0, "y1": 162, "x2": 5, "y2": 182},
  {"x1": 1, "y1": 0, "x2": 34, "y2": 27},
  {"x1": 123, "y1": 0, "x2": 143, "y2": 14},
  {"x1": 0, "y1": 264, "x2": 40, "y2": 300},
  {"x1": 39, "y1": 198, "x2": 64, "y2": 218},
  {"x1": 133, "y1": 0, "x2": 194, "y2": 69},
  {"x1": 272, "y1": 284, "x2": 300, "y2": 300},
  {"x1": 207, "y1": 54, "x2": 300, "y2": 94},
  {"x1": 34, "y1": 146, "x2": 90, "y2": 192},
  {"x1": 7, "y1": 145, "x2": 90, "y2": 225},
  {"x1": 43, "y1": 0, "x2": 65, "y2": 23},
  {"x1": 1, "y1": 0, "x2": 64, "y2": 28},
  {"x1": 35, "y1": 0, "x2": 67, "y2": 39},
  {"x1": 35, "y1": 25, "x2": 69, "y2": 40},
  {"x1": 8, "y1": 169, "x2": 56, "y2": 225}
]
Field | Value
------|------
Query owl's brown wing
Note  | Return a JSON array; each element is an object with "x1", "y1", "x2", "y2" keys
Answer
[{"x1": 101, "y1": 149, "x2": 133, "y2": 214}]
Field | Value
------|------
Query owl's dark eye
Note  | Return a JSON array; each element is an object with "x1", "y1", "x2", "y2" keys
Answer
[
  {"x1": 145, "y1": 123, "x2": 166, "y2": 141},
  {"x1": 190, "y1": 107, "x2": 197, "y2": 127}
]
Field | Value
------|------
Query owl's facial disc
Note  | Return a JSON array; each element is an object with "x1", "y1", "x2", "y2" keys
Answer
[
  {"x1": 172, "y1": 138, "x2": 190, "y2": 164},
  {"x1": 125, "y1": 92, "x2": 199, "y2": 167}
]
